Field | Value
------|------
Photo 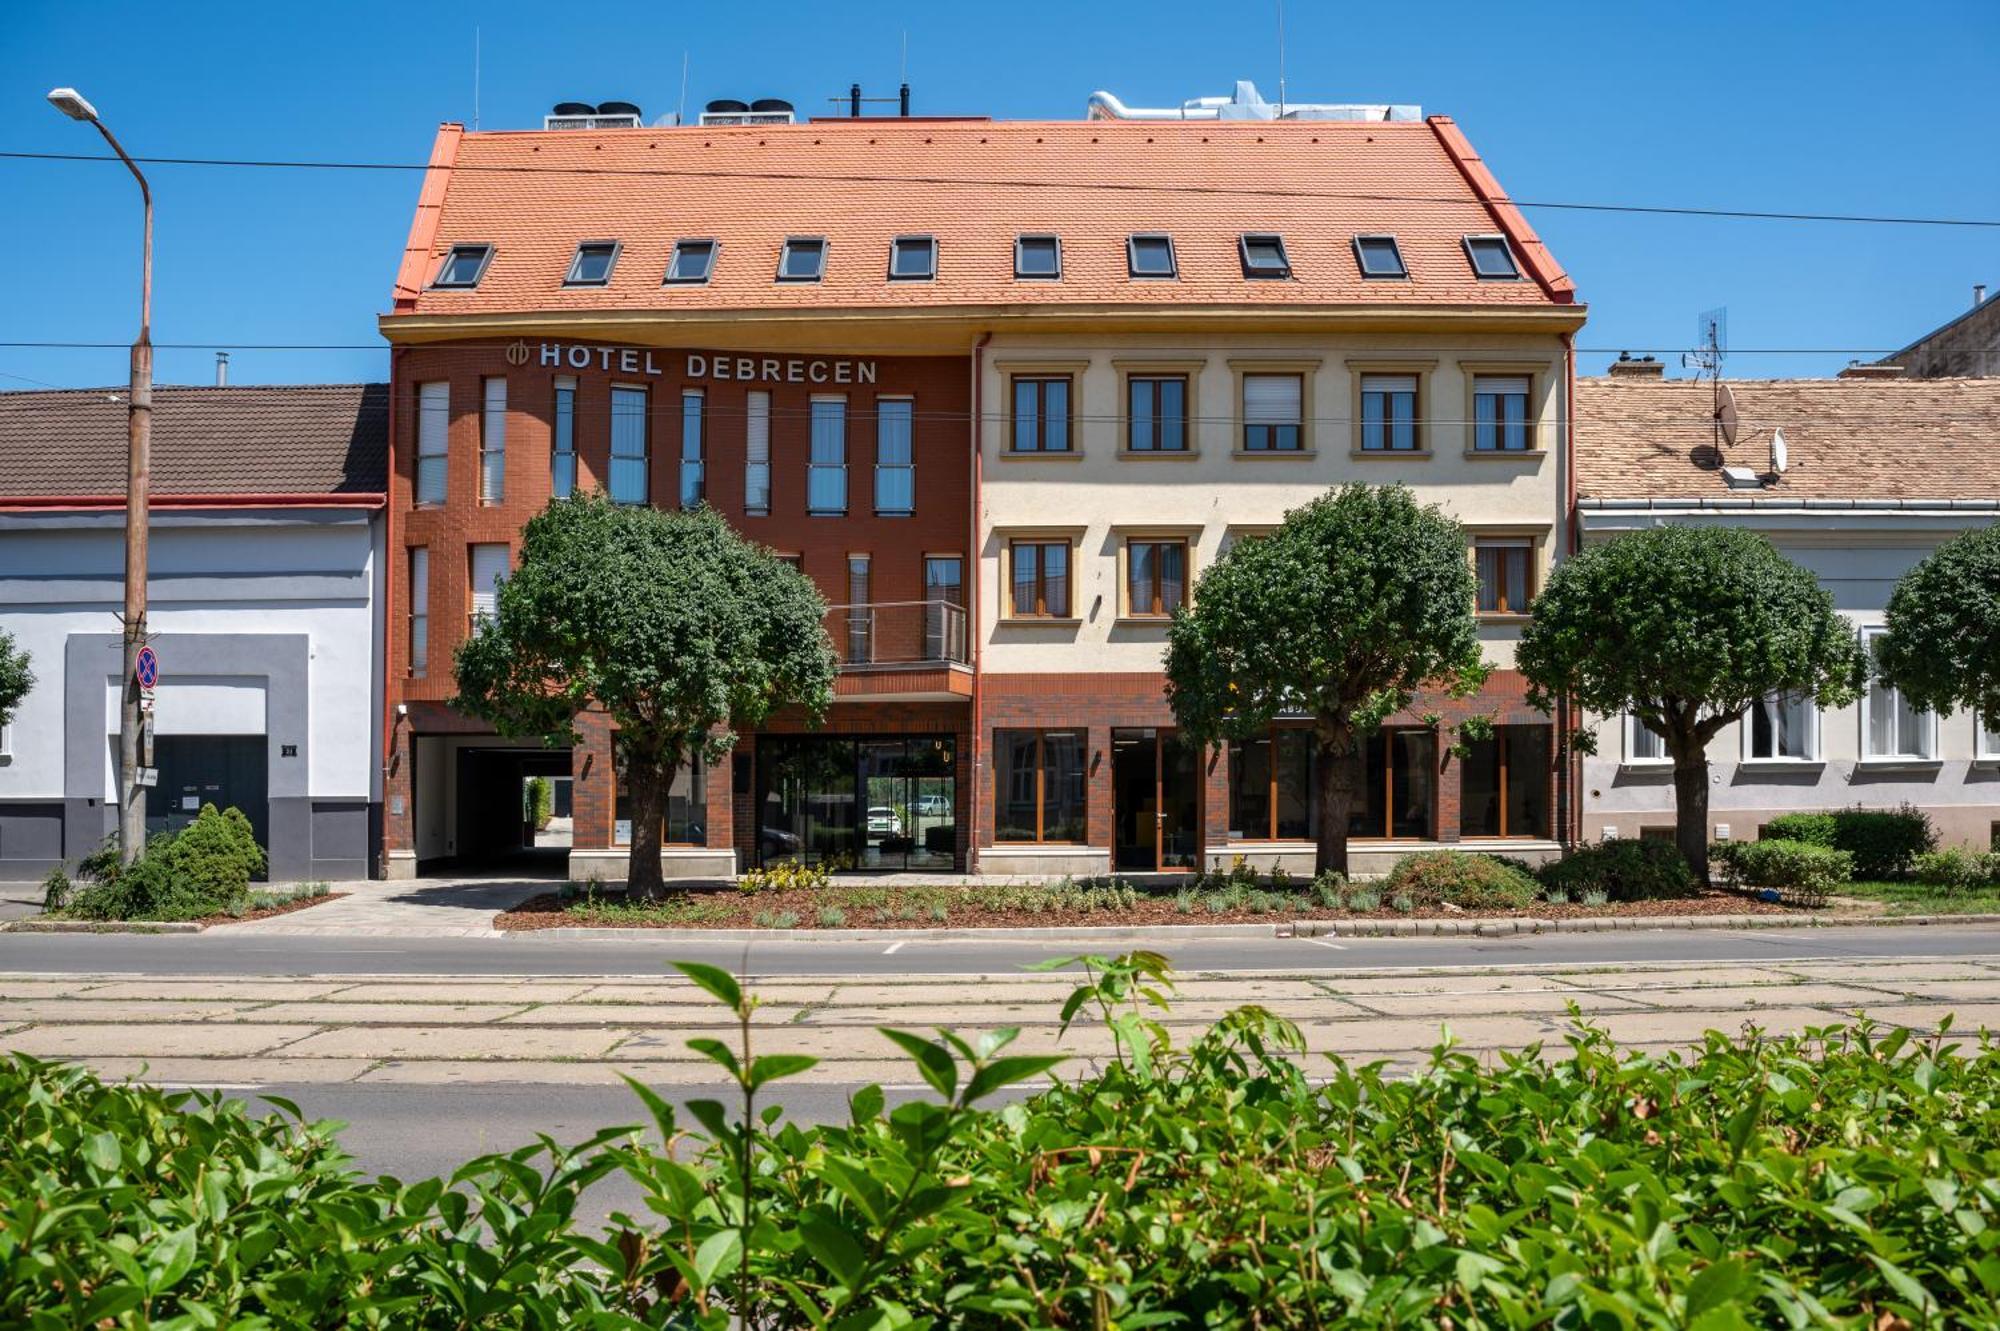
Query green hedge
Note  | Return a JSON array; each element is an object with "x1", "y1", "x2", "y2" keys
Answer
[
  {"x1": 47, "y1": 804, "x2": 266, "y2": 921},
  {"x1": 1913, "y1": 847, "x2": 2000, "y2": 890},
  {"x1": 1540, "y1": 837, "x2": 1700, "y2": 902},
  {"x1": 1711, "y1": 837, "x2": 1852, "y2": 907},
  {"x1": 1763, "y1": 804, "x2": 1936, "y2": 879},
  {"x1": 6, "y1": 953, "x2": 1998, "y2": 1328},
  {"x1": 1382, "y1": 850, "x2": 1540, "y2": 910}
]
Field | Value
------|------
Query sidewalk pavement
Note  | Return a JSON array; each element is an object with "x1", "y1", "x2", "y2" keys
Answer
[{"x1": 6, "y1": 953, "x2": 1998, "y2": 1089}]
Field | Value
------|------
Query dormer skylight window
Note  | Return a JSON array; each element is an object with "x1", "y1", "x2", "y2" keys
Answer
[
  {"x1": 665, "y1": 239, "x2": 717, "y2": 284},
  {"x1": 1014, "y1": 235, "x2": 1061, "y2": 280},
  {"x1": 1353, "y1": 235, "x2": 1407, "y2": 279},
  {"x1": 889, "y1": 235, "x2": 936, "y2": 280},
  {"x1": 1127, "y1": 233, "x2": 1177, "y2": 279},
  {"x1": 433, "y1": 244, "x2": 494, "y2": 288},
  {"x1": 1239, "y1": 233, "x2": 1291, "y2": 279},
  {"x1": 564, "y1": 241, "x2": 620, "y2": 286},
  {"x1": 778, "y1": 236, "x2": 827, "y2": 282},
  {"x1": 1464, "y1": 234, "x2": 1521, "y2": 279}
]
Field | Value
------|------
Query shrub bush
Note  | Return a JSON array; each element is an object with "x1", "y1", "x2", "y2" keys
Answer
[
  {"x1": 1764, "y1": 804, "x2": 1935, "y2": 879},
  {"x1": 7, "y1": 955, "x2": 2000, "y2": 1329},
  {"x1": 1540, "y1": 838, "x2": 1700, "y2": 902},
  {"x1": 56, "y1": 805, "x2": 265, "y2": 922},
  {"x1": 1711, "y1": 837, "x2": 1851, "y2": 907},
  {"x1": 525, "y1": 775, "x2": 554, "y2": 829},
  {"x1": 1911, "y1": 846, "x2": 2000, "y2": 890},
  {"x1": 737, "y1": 859, "x2": 830, "y2": 894},
  {"x1": 1383, "y1": 849, "x2": 1540, "y2": 911}
]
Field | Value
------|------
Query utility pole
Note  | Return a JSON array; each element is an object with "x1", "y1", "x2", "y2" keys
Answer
[{"x1": 48, "y1": 87, "x2": 152, "y2": 864}]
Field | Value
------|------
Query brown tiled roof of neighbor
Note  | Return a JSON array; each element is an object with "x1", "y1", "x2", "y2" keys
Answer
[
  {"x1": 0, "y1": 384, "x2": 388, "y2": 502},
  {"x1": 389, "y1": 117, "x2": 1576, "y2": 318},
  {"x1": 1576, "y1": 376, "x2": 2000, "y2": 501}
]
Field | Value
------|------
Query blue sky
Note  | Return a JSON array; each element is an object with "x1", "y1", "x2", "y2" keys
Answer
[{"x1": 2, "y1": 0, "x2": 1995, "y2": 389}]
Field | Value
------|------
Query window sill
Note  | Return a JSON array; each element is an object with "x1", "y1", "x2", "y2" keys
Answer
[
  {"x1": 874, "y1": 511, "x2": 914, "y2": 519},
  {"x1": 1232, "y1": 448, "x2": 1317, "y2": 460},
  {"x1": 1854, "y1": 758, "x2": 1943, "y2": 772},
  {"x1": 1000, "y1": 450, "x2": 1083, "y2": 462},
  {"x1": 1113, "y1": 616, "x2": 1174, "y2": 628},
  {"x1": 1464, "y1": 449, "x2": 1548, "y2": 460},
  {"x1": 998, "y1": 617, "x2": 1083, "y2": 628},
  {"x1": 1618, "y1": 760, "x2": 1674, "y2": 773},
  {"x1": 807, "y1": 510, "x2": 850, "y2": 518},
  {"x1": 1119, "y1": 449, "x2": 1199, "y2": 460},
  {"x1": 1476, "y1": 612, "x2": 1532, "y2": 625},
  {"x1": 1350, "y1": 449, "x2": 1432, "y2": 460},
  {"x1": 1738, "y1": 758, "x2": 1826, "y2": 772}
]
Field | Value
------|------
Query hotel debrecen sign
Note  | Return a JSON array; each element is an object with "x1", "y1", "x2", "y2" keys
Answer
[{"x1": 506, "y1": 341, "x2": 878, "y2": 385}]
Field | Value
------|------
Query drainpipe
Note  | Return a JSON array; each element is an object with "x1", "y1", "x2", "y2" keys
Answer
[
  {"x1": 1560, "y1": 328, "x2": 1581, "y2": 848},
  {"x1": 969, "y1": 331, "x2": 990, "y2": 875},
  {"x1": 381, "y1": 347, "x2": 403, "y2": 878}
]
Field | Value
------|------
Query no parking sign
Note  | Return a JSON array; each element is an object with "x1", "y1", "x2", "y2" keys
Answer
[{"x1": 135, "y1": 645, "x2": 159, "y2": 690}]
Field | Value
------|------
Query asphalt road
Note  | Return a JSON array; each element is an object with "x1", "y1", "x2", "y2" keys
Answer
[{"x1": 8, "y1": 922, "x2": 2000, "y2": 977}]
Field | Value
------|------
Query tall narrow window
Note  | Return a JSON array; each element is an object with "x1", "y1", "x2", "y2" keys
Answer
[
  {"x1": 1228, "y1": 728, "x2": 1315, "y2": 840},
  {"x1": 1461, "y1": 725, "x2": 1552, "y2": 839},
  {"x1": 416, "y1": 381, "x2": 449, "y2": 504},
  {"x1": 1863, "y1": 629, "x2": 1934, "y2": 759},
  {"x1": 408, "y1": 547, "x2": 430, "y2": 677},
  {"x1": 808, "y1": 398, "x2": 848, "y2": 515},
  {"x1": 551, "y1": 377, "x2": 577, "y2": 499},
  {"x1": 1473, "y1": 375, "x2": 1532, "y2": 452},
  {"x1": 1347, "y1": 729, "x2": 1436, "y2": 839},
  {"x1": 479, "y1": 377, "x2": 506, "y2": 502},
  {"x1": 1241, "y1": 374, "x2": 1302, "y2": 451},
  {"x1": 744, "y1": 391, "x2": 771, "y2": 516},
  {"x1": 1009, "y1": 541, "x2": 1070, "y2": 618},
  {"x1": 1126, "y1": 539, "x2": 1188, "y2": 618},
  {"x1": 609, "y1": 386, "x2": 648, "y2": 504},
  {"x1": 924, "y1": 555, "x2": 965, "y2": 662},
  {"x1": 1747, "y1": 691, "x2": 1818, "y2": 761},
  {"x1": 1009, "y1": 377, "x2": 1071, "y2": 453},
  {"x1": 679, "y1": 390, "x2": 705, "y2": 508},
  {"x1": 616, "y1": 751, "x2": 707, "y2": 846},
  {"x1": 994, "y1": 730, "x2": 1086, "y2": 842},
  {"x1": 469, "y1": 543, "x2": 508, "y2": 630},
  {"x1": 845, "y1": 555, "x2": 871, "y2": 663},
  {"x1": 875, "y1": 398, "x2": 914, "y2": 515},
  {"x1": 1360, "y1": 374, "x2": 1420, "y2": 451},
  {"x1": 1627, "y1": 714, "x2": 1668, "y2": 763},
  {"x1": 1127, "y1": 376, "x2": 1187, "y2": 452},
  {"x1": 1474, "y1": 539, "x2": 1534, "y2": 614}
]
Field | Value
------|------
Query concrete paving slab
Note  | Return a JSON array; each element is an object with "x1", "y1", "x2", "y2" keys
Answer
[
  {"x1": 1340, "y1": 990, "x2": 1653, "y2": 1017},
  {"x1": 796, "y1": 997, "x2": 1375, "y2": 1026},
  {"x1": 336, "y1": 983, "x2": 596, "y2": 1004},
  {"x1": 250, "y1": 1002, "x2": 532, "y2": 1026},
  {"x1": 611, "y1": 1023, "x2": 1114, "y2": 1060},
  {"x1": 1614, "y1": 984, "x2": 1908, "y2": 1011},
  {"x1": 1830, "y1": 979, "x2": 2000, "y2": 1003},
  {"x1": 72, "y1": 1057, "x2": 379, "y2": 1086},
  {"x1": 1585, "y1": 1007, "x2": 1854, "y2": 1045},
  {"x1": 1, "y1": 1023, "x2": 321, "y2": 1058},
  {"x1": 279, "y1": 1025, "x2": 630, "y2": 1061},
  {"x1": 1866, "y1": 1004, "x2": 2000, "y2": 1033},
  {"x1": 79, "y1": 980, "x2": 354, "y2": 1001},
  {"x1": 0, "y1": 979, "x2": 109, "y2": 999},
  {"x1": 1779, "y1": 962, "x2": 2000, "y2": 983},
  {"x1": 1547, "y1": 966, "x2": 1814, "y2": 989},
  {"x1": 0, "y1": 999, "x2": 265, "y2": 1023},
  {"x1": 349, "y1": 1057, "x2": 932, "y2": 1088},
  {"x1": 498, "y1": 1004, "x2": 811, "y2": 1027},
  {"x1": 571, "y1": 983, "x2": 838, "y2": 1005},
  {"x1": 1300, "y1": 1015, "x2": 1557, "y2": 1055},
  {"x1": 1309, "y1": 974, "x2": 1579, "y2": 997}
]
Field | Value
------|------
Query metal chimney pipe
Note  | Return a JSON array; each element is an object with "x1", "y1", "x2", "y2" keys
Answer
[
  {"x1": 899, "y1": 82, "x2": 910, "y2": 117},
  {"x1": 215, "y1": 350, "x2": 229, "y2": 386},
  {"x1": 1978, "y1": 284, "x2": 1989, "y2": 308},
  {"x1": 850, "y1": 83, "x2": 861, "y2": 118}
]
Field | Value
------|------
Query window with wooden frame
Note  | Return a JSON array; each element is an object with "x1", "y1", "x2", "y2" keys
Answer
[
  {"x1": 1009, "y1": 376, "x2": 1072, "y2": 453},
  {"x1": 994, "y1": 729, "x2": 1087, "y2": 843},
  {"x1": 1227, "y1": 727, "x2": 1315, "y2": 841},
  {"x1": 1460, "y1": 724, "x2": 1552, "y2": 839},
  {"x1": 1358, "y1": 373, "x2": 1420, "y2": 452},
  {"x1": 1472, "y1": 374, "x2": 1533, "y2": 452},
  {"x1": 1226, "y1": 726, "x2": 1435, "y2": 840},
  {"x1": 1348, "y1": 728, "x2": 1436, "y2": 839},
  {"x1": 1008, "y1": 540, "x2": 1072, "y2": 619},
  {"x1": 1474, "y1": 538, "x2": 1534, "y2": 614},
  {"x1": 1240, "y1": 373, "x2": 1303, "y2": 451},
  {"x1": 1124, "y1": 538, "x2": 1188, "y2": 618},
  {"x1": 1126, "y1": 375, "x2": 1188, "y2": 453}
]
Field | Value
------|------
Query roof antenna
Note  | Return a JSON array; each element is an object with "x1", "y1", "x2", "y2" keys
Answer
[
  {"x1": 900, "y1": 29, "x2": 908, "y2": 84},
  {"x1": 676, "y1": 51, "x2": 689, "y2": 127},
  {"x1": 472, "y1": 27, "x2": 480, "y2": 131},
  {"x1": 1275, "y1": 0, "x2": 1287, "y2": 117}
]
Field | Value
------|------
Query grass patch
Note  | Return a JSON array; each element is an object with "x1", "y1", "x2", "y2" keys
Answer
[{"x1": 1836, "y1": 880, "x2": 2000, "y2": 915}]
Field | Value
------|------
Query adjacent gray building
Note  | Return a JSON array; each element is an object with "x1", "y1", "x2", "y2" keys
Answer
[{"x1": 0, "y1": 384, "x2": 388, "y2": 881}]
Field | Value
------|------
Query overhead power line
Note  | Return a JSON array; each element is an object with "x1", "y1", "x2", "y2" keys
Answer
[
  {"x1": 4, "y1": 148, "x2": 1998, "y2": 228},
  {"x1": 0, "y1": 340, "x2": 1912, "y2": 355}
]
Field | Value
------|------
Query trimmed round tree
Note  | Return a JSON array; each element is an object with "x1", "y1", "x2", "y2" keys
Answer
[
  {"x1": 1876, "y1": 524, "x2": 2000, "y2": 722},
  {"x1": 1517, "y1": 525, "x2": 1865, "y2": 882},
  {"x1": 0, "y1": 628, "x2": 30, "y2": 730},
  {"x1": 1164, "y1": 484, "x2": 1486, "y2": 877},
  {"x1": 453, "y1": 495, "x2": 837, "y2": 895}
]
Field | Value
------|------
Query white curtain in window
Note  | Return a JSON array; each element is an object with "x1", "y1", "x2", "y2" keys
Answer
[
  {"x1": 417, "y1": 382, "x2": 449, "y2": 503},
  {"x1": 480, "y1": 378, "x2": 506, "y2": 501},
  {"x1": 470, "y1": 544, "x2": 509, "y2": 622},
  {"x1": 1628, "y1": 714, "x2": 1666, "y2": 762},
  {"x1": 1749, "y1": 690, "x2": 1815, "y2": 759},
  {"x1": 745, "y1": 391, "x2": 771, "y2": 514}
]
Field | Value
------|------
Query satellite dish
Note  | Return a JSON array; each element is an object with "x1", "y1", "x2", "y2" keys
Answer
[
  {"x1": 1771, "y1": 426, "x2": 1788, "y2": 474},
  {"x1": 1715, "y1": 383, "x2": 1739, "y2": 445}
]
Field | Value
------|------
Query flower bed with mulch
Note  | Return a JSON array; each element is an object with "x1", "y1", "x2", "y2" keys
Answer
[
  {"x1": 197, "y1": 888, "x2": 346, "y2": 927},
  {"x1": 496, "y1": 884, "x2": 1807, "y2": 932}
]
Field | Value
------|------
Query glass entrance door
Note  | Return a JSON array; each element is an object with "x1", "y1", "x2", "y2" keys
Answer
[
  {"x1": 760, "y1": 735, "x2": 957, "y2": 871},
  {"x1": 1112, "y1": 729, "x2": 1200, "y2": 872}
]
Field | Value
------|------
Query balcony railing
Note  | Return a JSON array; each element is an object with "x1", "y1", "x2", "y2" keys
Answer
[{"x1": 825, "y1": 599, "x2": 968, "y2": 669}]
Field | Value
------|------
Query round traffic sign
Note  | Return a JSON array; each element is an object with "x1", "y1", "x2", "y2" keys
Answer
[{"x1": 135, "y1": 645, "x2": 159, "y2": 690}]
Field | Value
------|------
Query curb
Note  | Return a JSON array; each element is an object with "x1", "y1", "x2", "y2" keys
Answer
[
  {"x1": 1288, "y1": 912, "x2": 2000, "y2": 939},
  {"x1": 524, "y1": 922, "x2": 1284, "y2": 943},
  {"x1": 2, "y1": 919, "x2": 206, "y2": 935}
]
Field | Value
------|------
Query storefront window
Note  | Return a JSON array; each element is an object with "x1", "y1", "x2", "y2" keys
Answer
[
  {"x1": 1229, "y1": 726, "x2": 1434, "y2": 840},
  {"x1": 1460, "y1": 725, "x2": 1552, "y2": 839},
  {"x1": 613, "y1": 754, "x2": 706, "y2": 846},
  {"x1": 995, "y1": 729, "x2": 1086, "y2": 842}
]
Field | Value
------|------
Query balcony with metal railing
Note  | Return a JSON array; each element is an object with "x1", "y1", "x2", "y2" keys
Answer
[{"x1": 823, "y1": 599, "x2": 971, "y2": 699}]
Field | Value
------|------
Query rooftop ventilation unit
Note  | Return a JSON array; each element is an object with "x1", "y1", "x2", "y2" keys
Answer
[
  {"x1": 700, "y1": 97, "x2": 795, "y2": 126},
  {"x1": 1086, "y1": 80, "x2": 1419, "y2": 122},
  {"x1": 543, "y1": 101, "x2": 644, "y2": 130}
]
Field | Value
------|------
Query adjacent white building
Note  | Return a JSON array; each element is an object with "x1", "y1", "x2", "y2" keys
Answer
[
  {"x1": 1575, "y1": 369, "x2": 2000, "y2": 850},
  {"x1": 0, "y1": 384, "x2": 388, "y2": 881}
]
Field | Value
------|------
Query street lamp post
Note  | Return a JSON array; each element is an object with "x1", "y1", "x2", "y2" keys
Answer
[{"x1": 48, "y1": 87, "x2": 152, "y2": 865}]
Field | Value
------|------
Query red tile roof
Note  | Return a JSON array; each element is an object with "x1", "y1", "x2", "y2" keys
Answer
[
  {"x1": 0, "y1": 384, "x2": 387, "y2": 503},
  {"x1": 388, "y1": 117, "x2": 1576, "y2": 320},
  {"x1": 1576, "y1": 376, "x2": 2000, "y2": 501}
]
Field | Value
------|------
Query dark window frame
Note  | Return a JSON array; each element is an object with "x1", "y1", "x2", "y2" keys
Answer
[
  {"x1": 1472, "y1": 374, "x2": 1534, "y2": 452},
  {"x1": 1125, "y1": 538, "x2": 1189, "y2": 618},
  {"x1": 1463, "y1": 234, "x2": 1522, "y2": 280},
  {"x1": 432, "y1": 243, "x2": 495, "y2": 289},
  {"x1": 1126, "y1": 233, "x2": 1178, "y2": 279},
  {"x1": 1008, "y1": 376, "x2": 1073, "y2": 454},
  {"x1": 994, "y1": 728, "x2": 1088, "y2": 844},
  {"x1": 1460, "y1": 725, "x2": 1552, "y2": 839},
  {"x1": 1126, "y1": 374, "x2": 1189, "y2": 452},
  {"x1": 1239, "y1": 233, "x2": 1292, "y2": 279},
  {"x1": 1352, "y1": 234, "x2": 1408, "y2": 279},
  {"x1": 1473, "y1": 538, "x2": 1535, "y2": 614},
  {"x1": 777, "y1": 236, "x2": 828, "y2": 283},
  {"x1": 888, "y1": 234, "x2": 938, "y2": 281},
  {"x1": 664, "y1": 238, "x2": 718, "y2": 285},
  {"x1": 1241, "y1": 372, "x2": 1304, "y2": 452},
  {"x1": 1014, "y1": 234, "x2": 1063, "y2": 280},
  {"x1": 1008, "y1": 539, "x2": 1073, "y2": 619},
  {"x1": 1359, "y1": 374, "x2": 1421, "y2": 452},
  {"x1": 563, "y1": 240, "x2": 621, "y2": 287},
  {"x1": 1228, "y1": 724, "x2": 1436, "y2": 840}
]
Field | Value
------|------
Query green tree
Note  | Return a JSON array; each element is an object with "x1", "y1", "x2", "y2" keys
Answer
[
  {"x1": 1518, "y1": 525, "x2": 1865, "y2": 882},
  {"x1": 453, "y1": 496, "x2": 836, "y2": 894},
  {"x1": 1164, "y1": 485, "x2": 1486, "y2": 876},
  {"x1": 1875, "y1": 524, "x2": 2000, "y2": 723},
  {"x1": 0, "y1": 628, "x2": 30, "y2": 730}
]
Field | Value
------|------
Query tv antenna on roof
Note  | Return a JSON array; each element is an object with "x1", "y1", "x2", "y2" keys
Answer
[{"x1": 1684, "y1": 306, "x2": 1727, "y2": 378}]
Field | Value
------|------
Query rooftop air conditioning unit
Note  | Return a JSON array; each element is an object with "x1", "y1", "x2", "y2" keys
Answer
[
  {"x1": 542, "y1": 101, "x2": 644, "y2": 130},
  {"x1": 699, "y1": 97, "x2": 795, "y2": 126}
]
